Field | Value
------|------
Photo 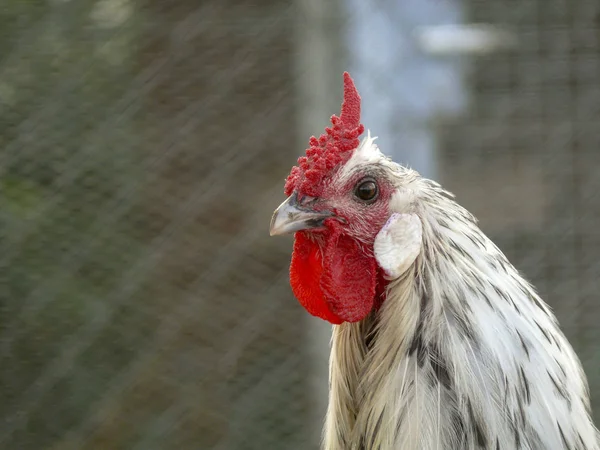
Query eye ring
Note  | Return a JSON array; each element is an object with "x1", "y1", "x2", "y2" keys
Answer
[{"x1": 354, "y1": 178, "x2": 379, "y2": 203}]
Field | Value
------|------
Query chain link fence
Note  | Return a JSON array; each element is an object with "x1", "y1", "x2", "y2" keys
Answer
[{"x1": 0, "y1": 0, "x2": 598, "y2": 449}]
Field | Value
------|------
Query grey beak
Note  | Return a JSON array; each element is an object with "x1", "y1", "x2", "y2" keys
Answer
[{"x1": 269, "y1": 193, "x2": 333, "y2": 236}]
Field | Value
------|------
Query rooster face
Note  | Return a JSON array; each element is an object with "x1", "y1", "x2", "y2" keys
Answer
[
  {"x1": 271, "y1": 136, "x2": 396, "y2": 245},
  {"x1": 270, "y1": 73, "x2": 422, "y2": 325}
]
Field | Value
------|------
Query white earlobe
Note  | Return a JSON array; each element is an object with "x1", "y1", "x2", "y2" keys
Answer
[{"x1": 374, "y1": 213, "x2": 422, "y2": 279}]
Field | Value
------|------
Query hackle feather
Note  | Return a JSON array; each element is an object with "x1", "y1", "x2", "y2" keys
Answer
[{"x1": 322, "y1": 137, "x2": 599, "y2": 450}]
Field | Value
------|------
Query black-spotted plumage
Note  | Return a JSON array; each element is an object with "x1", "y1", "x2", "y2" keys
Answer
[{"x1": 320, "y1": 134, "x2": 599, "y2": 450}]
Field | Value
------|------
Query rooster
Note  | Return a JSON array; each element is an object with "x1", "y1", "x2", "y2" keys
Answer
[{"x1": 269, "y1": 72, "x2": 599, "y2": 450}]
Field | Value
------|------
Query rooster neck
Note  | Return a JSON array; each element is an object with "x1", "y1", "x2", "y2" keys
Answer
[{"x1": 323, "y1": 191, "x2": 599, "y2": 450}]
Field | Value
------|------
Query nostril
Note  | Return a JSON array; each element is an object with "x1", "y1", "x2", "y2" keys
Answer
[{"x1": 298, "y1": 195, "x2": 318, "y2": 206}]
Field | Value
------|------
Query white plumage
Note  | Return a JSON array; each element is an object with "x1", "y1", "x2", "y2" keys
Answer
[{"x1": 321, "y1": 134, "x2": 599, "y2": 450}]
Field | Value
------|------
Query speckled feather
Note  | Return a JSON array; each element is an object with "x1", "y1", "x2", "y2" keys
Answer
[{"x1": 322, "y1": 134, "x2": 600, "y2": 450}]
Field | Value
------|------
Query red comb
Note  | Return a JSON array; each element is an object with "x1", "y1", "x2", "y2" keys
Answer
[{"x1": 284, "y1": 72, "x2": 365, "y2": 197}]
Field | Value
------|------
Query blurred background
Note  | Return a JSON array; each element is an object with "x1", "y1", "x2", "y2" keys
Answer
[{"x1": 1, "y1": 0, "x2": 599, "y2": 448}]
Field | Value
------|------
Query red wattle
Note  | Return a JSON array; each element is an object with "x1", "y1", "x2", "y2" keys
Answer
[
  {"x1": 290, "y1": 233, "x2": 344, "y2": 324},
  {"x1": 289, "y1": 227, "x2": 379, "y2": 324},
  {"x1": 320, "y1": 229, "x2": 377, "y2": 323}
]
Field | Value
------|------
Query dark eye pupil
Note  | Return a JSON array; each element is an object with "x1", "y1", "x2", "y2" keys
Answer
[{"x1": 355, "y1": 180, "x2": 378, "y2": 201}]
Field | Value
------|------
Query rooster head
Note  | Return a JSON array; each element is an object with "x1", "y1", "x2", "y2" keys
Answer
[{"x1": 270, "y1": 72, "x2": 422, "y2": 325}]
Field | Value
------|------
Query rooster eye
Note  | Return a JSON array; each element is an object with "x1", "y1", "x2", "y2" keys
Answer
[{"x1": 354, "y1": 179, "x2": 378, "y2": 203}]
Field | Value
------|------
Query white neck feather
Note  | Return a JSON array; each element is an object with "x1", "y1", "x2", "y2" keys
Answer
[{"x1": 323, "y1": 180, "x2": 599, "y2": 450}]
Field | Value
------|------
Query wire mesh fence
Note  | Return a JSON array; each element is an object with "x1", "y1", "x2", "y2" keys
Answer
[
  {"x1": 0, "y1": 0, "x2": 599, "y2": 449},
  {"x1": 439, "y1": 0, "x2": 600, "y2": 418}
]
